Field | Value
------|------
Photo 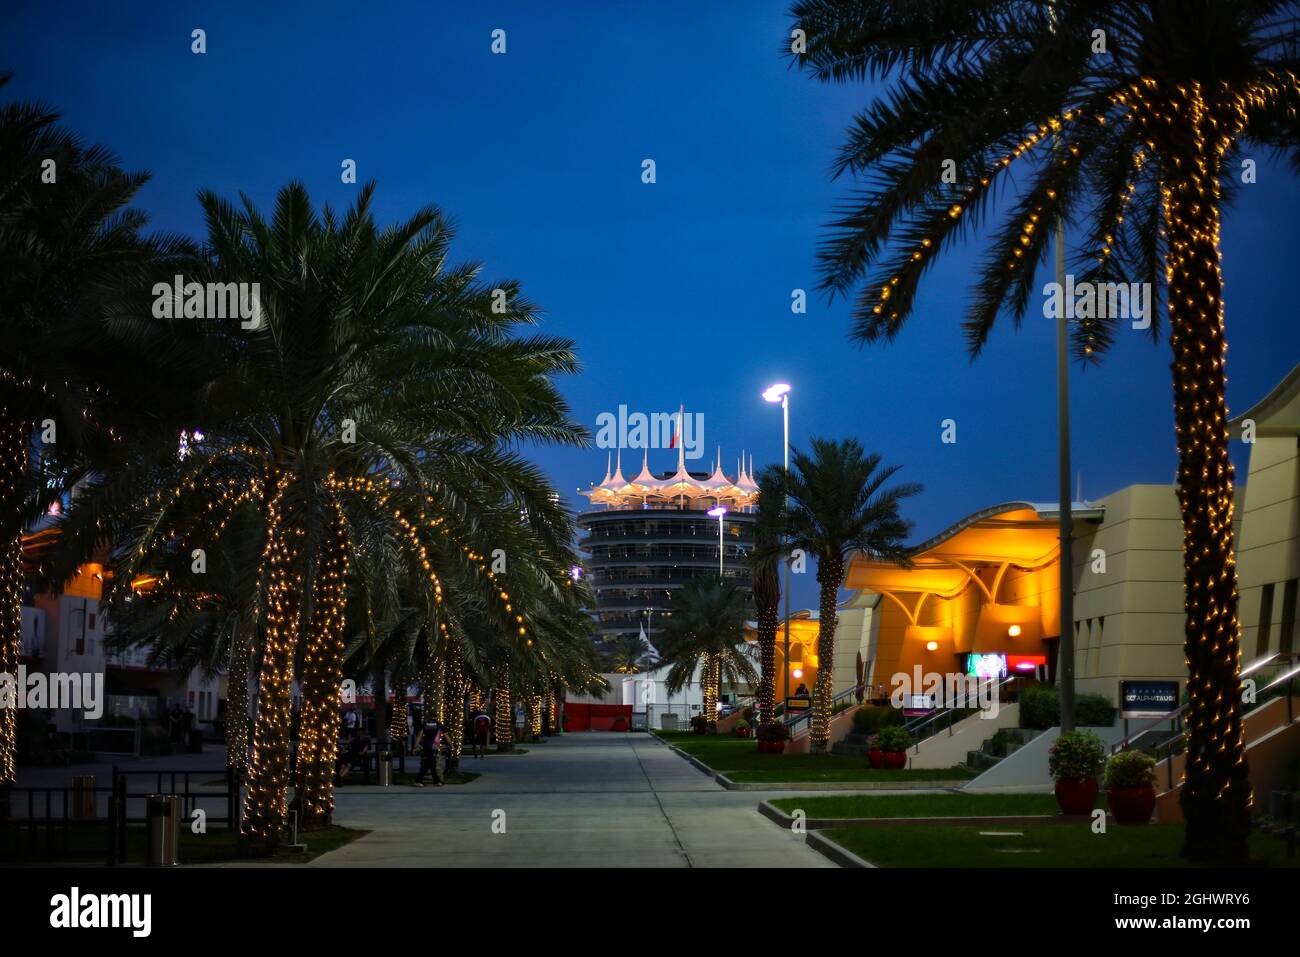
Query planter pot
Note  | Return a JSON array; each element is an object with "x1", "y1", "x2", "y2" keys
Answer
[
  {"x1": 880, "y1": 750, "x2": 907, "y2": 770},
  {"x1": 1054, "y1": 777, "x2": 1100, "y2": 815},
  {"x1": 692, "y1": 724, "x2": 707, "y2": 736},
  {"x1": 1108, "y1": 784, "x2": 1156, "y2": 825},
  {"x1": 867, "y1": 748, "x2": 884, "y2": 769},
  {"x1": 757, "y1": 739, "x2": 786, "y2": 755},
  {"x1": 734, "y1": 728, "x2": 751, "y2": 738}
]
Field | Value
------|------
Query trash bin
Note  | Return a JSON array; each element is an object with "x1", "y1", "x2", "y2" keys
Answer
[
  {"x1": 72, "y1": 775, "x2": 96, "y2": 818},
  {"x1": 147, "y1": 794, "x2": 180, "y2": 866},
  {"x1": 377, "y1": 751, "x2": 392, "y2": 786}
]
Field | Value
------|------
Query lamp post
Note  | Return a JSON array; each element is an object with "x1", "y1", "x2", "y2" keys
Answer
[
  {"x1": 763, "y1": 383, "x2": 792, "y2": 709},
  {"x1": 707, "y1": 505, "x2": 728, "y2": 577}
]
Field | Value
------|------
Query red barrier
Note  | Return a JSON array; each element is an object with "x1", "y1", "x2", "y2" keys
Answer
[{"x1": 562, "y1": 702, "x2": 632, "y2": 732}]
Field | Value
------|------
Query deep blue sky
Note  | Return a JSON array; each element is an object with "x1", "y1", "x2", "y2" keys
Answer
[{"x1": 6, "y1": 1, "x2": 1299, "y2": 609}]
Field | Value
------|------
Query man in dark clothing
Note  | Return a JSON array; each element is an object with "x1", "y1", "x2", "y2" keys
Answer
[{"x1": 413, "y1": 720, "x2": 444, "y2": 787}]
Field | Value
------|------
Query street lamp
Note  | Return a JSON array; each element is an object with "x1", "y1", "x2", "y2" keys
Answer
[
  {"x1": 762, "y1": 383, "x2": 792, "y2": 709},
  {"x1": 707, "y1": 505, "x2": 728, "y2": 577}
]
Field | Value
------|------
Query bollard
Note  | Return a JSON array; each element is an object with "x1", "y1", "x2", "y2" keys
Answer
[
  {"x1": 146, "y1": 794, "x2": 180, "y2": 866},
  {"x1": 377, "y1": 751, "x2": 392, "y2": 786}
]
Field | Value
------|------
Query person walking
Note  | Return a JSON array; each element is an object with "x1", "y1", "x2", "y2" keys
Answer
[
  {"x1": 413, "y1": 719, "x2": 444, "y2": 787},
  {"x1": 471, "y1": 709, "x2": 491, "y2": 759}
]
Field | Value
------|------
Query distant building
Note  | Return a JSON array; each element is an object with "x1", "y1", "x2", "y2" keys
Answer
[{"x1": 577, "y1": 443, "x2": 759, "y2": 649}]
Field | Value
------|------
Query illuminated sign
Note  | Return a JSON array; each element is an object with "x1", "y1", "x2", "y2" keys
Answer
[
  {"x1": 1120, "y1": 680, "x2": 1179, "y2": 718},
  {"x1": 966, "y1": 653, "x2": 1007, "y2": 679}
]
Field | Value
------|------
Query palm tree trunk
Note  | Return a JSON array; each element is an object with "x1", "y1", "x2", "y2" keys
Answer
[
  {"x1": 493, "y1": 664, "x2": 513, "y2": 751},
  {"x1": 0, "y1": 417, "x2": 27, "y2": 787},
  {"x1": 1138, "y1": 83, "x2": 1250, "y2": 862},
  {"x1": 443, "y1": 647, "x2": 466, "y2": 773},
  {"x1": 701, "y1": 654, "x2": 719, "y2": 730},
  {"x1": 241, "y1": 480, "x2": 306, "y2": 848},
  {"x1": 753, "y1": 561, "x2": 779, "y2": 726},
  {"x1": 293, "y1": 507, "x2": 350, "y2": 831},
  {"x1": 810, "y1": 554, "x2": 844, "y2": 754},
  {"x1": 528, "y1": 691, "x2": 542, "y2": 740},
  {"x1": 225, "y1": 615, "x2": 254, "y2": 776}
]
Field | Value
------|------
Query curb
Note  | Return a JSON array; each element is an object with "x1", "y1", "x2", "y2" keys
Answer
[
  {"x1": 757, "y1": 801, "x2": 1094, "y2": 830},
  {"x1": 718, "y1": 776, "x2": 971, "y2": 791},
  {"x1": 805, "y1": 831, "x2": 876, "y2": 868}
]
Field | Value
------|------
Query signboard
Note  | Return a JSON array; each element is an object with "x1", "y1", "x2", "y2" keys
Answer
[
  {"x1": 903, "y1": 693, "x2": 935, "y2": 717},
  {"x1": 1120, "y1": 680, "x2": 1179, "y2": 719},
  {"x1": 785, "y1": 696, "x2": 812, "y2": 712}
]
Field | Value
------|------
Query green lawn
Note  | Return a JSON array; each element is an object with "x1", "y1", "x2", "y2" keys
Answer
[
  {"x1": 772, "y1": 792, "x2": 1071, "y2": 819},
  {"x1": 658, "y1": 731, "x2": 973, "y2": 783},
  {"x1": 823, "y1": 823, "x2": 1300, "y2": 868}
]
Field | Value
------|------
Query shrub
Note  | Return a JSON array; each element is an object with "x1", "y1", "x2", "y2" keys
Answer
[
  {"x1": 1104, "y1": 749, "x2": 1156, "y2": 788},
  {"x1": 1048, "y1": 730, "x2": 1106, "y2": 781},
  {"x1": 853, "y1": 705, "x2": 904, "y2": 733},
  {"x1": 690, "y1": 715, "x2": 707, "y2": 732},
  {"x1": 1076, "y1": 693, "x2": 1116, "y2": 727},
  {"x1": 874, "y1": 725, "x2": 912, "y2": 752},
  {"x1": 989, "y1": 728, "x2": 1015, "y2": 757},
  {"x1": 1019, "y1": 686, "x2": 1060, "y2": 729},
  {"x1": 756, "y1": 722, "x2": 790, "y2": 742},
  {"x1": 734, "y1": 719, "x2": 751, "y2": 732}
]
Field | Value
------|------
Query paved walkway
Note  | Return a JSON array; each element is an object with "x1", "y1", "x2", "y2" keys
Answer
[{"x1": 301, "y1": 732, "x2": 834, "y2": 868}]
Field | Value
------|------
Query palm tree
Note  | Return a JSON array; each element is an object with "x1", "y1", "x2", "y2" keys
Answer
[
  {"x1": 758, "y1": 439, "x2": 918, "y2": 752},
  {"x1": 0, "y1": 75, "x2": 196, "y2": 786},
  {"x1": 657, "y1": 578, "x2": 758, "y2": 728},
  {"x1": 61, "y1": 182, "x2": 586, "y2": 845},
  {"x1": 787, "y1": 0, "x2": 1300, "y2": 861},
  {"x1": 605, "y1": 633, "x2": 655, "y2": 674}
]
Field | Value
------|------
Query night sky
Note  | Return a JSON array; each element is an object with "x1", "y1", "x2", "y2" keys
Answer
[{"x1": 6, "y1": 1, "x2": 1299, "y2": 609}]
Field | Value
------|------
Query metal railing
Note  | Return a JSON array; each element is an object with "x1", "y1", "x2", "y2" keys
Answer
[
  {"x1": 904, "y1": 675, "x2": 1018, "y2": 752},
  {"x1": 782, "y1": 684, "x2": 867, "y2": 737}
]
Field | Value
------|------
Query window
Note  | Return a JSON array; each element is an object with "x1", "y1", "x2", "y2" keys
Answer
[
  {"x1": 1257, "y1": 583, "x2": 1275, "y2": 658},
  {"x1": 1281, "y1": 579, "x2": 1298, "y2": 656}
]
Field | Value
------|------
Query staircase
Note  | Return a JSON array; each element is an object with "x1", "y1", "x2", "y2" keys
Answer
[
  {"x1": 966, "y1": 727, "x2": 1044, "y2": 771},
  {"x1": 831, "y1": 732, "x2": 873, "y2": 757}
]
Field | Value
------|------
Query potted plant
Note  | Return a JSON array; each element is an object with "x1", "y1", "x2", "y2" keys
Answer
[
  {"x1": 733, "y1": 719, "x2": 752, "y2": 738},
  {"x1": 755, "y1": 721, "x2": 789, "y2": 754},
  {"x1": 873, "y1": 725, "x2": 911, "y2": 770},
  {"x1": 690, "y1": 715, "x2": 708, "y2": 736},
  {"x1": 1105, "y1": 750, "x2": 1157, "y2": 825},
  {"x1": 1048, "y1": 730, "x2": 1106, "y2": 815}
]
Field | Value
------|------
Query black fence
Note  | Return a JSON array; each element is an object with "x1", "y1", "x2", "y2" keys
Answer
[{"x1": 2, "y1": 766, "x2": 238, "y2": 866}]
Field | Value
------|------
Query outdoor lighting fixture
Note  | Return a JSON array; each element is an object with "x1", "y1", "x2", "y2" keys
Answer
[
  {"x1": 569, "y1": 565, "x2": 583, "y2": 581},
  {"x1": 762, "y1": 383, "x2": 791, "y2": 403},
  {"x1": 792, "y1": 668, "x2": 803, "y2": 679},
  {"x1": 926, "y1": 640, "x2": 939, "y2": 651},
  {"x1": 1008, "y1": 624, "x2": 1022, "y2": 638},
  {"x1": 707, "y1": 505, "x2": 728, "y2": 576}
]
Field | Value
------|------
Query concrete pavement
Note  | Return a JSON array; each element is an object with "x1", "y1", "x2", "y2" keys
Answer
[{"x1": 303, "y1": 732, "x2": 836, "y2": 868}]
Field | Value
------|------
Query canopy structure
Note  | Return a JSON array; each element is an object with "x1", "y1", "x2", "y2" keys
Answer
[{"x1": 579, "y1": 441, "x2": 760, "y2": 512}]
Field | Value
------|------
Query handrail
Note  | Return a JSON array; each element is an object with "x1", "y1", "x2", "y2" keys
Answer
[
  {"x1": 782, "y1": 684, "x2": 867, "y2": 735},
  {"x1": 1110, "y1": 652, "x2": 1293, "y2": 755},
  {"x1": 904, "y1": 675, "x2": 1017, "y2": 751}
]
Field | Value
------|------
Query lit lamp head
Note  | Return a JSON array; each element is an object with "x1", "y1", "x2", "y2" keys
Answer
[
  {"x1": 569, "y1": 565, "x2": 583, "y2": 581},
  {"x1": 926, "y1": 641, "x2": 939, "y2": 652},
  {"x1": 707, "y1": 505, "x2": 728, "y2": 518},
  {"x1": 792, "y1": 668, "x2": 803, "y2": 679},
  {"x1": 1007, "y1": 624, "x2": 1022, "y2": 638},
  {"x1": 762, "y1": 383, "x2": 792, "y2": 403}
]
